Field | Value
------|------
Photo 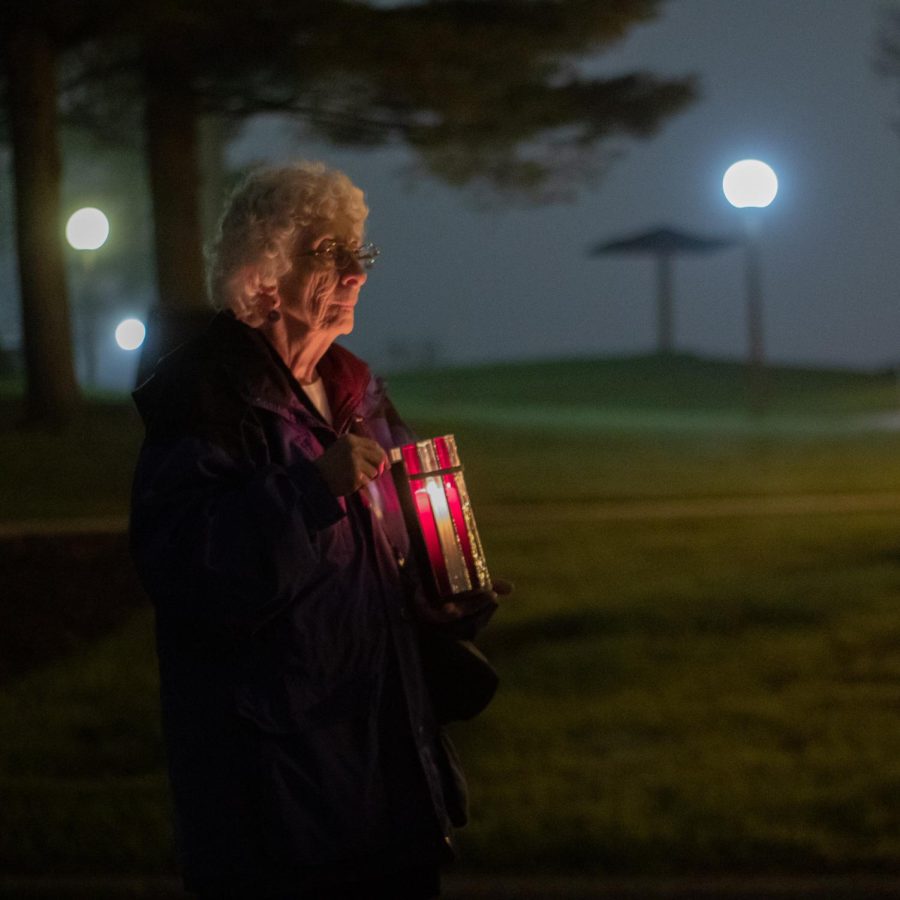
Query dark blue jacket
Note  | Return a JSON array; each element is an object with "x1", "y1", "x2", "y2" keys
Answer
[{"x1": 130, "y1": 313, "x2": 469, "y2": 895}]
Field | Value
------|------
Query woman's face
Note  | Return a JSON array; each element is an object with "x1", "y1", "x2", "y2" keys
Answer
[{"x1": 278, "y1": 230, "x2": 368, "y2": 337}]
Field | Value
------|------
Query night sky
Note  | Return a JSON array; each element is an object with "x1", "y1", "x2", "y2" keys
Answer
[
  {"x1": 1, "y1": 1, "x2": 897, "y2": 386},
  {"x1": 231, "y1": 0, "x2": 900, "y2": 372}
]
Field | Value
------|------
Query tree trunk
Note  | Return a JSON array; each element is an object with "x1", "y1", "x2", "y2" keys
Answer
[
  {"x1": 137, "y1": 58, "x2": 212, "y2": 383},
  {"x1": 5, "y1": 25, "x2": 80, "y2": 427}
]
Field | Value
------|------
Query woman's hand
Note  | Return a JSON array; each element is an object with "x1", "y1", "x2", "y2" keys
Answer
[
  {"x1": 418, "y1": 579, "x2": 514, "y2": 636},
  {"x1": 437, "y1": 578, "x2": 513, "y2": 620},
  {"x1": 314, "y1": 434, "x2": 387, "y2": 497}
]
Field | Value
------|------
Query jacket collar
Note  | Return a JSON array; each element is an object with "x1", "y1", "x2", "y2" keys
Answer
[{"x1": 212, "y1": 312, "x2": 373, "y2": 433}]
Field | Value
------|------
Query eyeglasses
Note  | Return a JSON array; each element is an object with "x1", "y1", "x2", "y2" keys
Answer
[{"x1": 300, "y1": 240, "x2": 380, "y2": 270}]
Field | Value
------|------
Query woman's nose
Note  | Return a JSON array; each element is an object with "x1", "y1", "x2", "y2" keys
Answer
[{"x1": 341, "y1": 259, "x2": 368, "y2": 286}]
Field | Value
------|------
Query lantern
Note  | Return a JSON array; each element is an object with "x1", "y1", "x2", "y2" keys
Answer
[{"x1": 390, "y1": 435, "x2": 491, "y2": 599}]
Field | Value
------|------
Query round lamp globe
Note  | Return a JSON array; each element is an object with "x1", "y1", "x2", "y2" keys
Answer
[
  {"x1": 115, "y1": 318, "x2": 146, "y2": 351},
  {"x1": 66, "y1": 207, "x2": 110, "y2": 250},
  {"x1": 722, "y1": 160, "x2": 778, "y2": 209}
]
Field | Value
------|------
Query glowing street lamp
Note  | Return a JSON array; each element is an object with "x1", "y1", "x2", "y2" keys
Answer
[
  {"x1": 722, "y1": 159, "x2": 778, "y2": 410},
  {"x1": 65, "y1": 207, "x2": 110, "y2": 251},
  {"x1": 66, "y1": 207, "x2": 110, "y2": 387},
  {"x1": 115, "y1": 318, "x2": 146, "y2": 351},
  {"x1": 722, "y1": 160, "x2": 778, "y2": 210}
]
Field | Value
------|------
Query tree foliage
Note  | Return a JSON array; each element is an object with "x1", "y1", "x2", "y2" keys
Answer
[
  {"x1": 57, "y1": 0, "x2": 694, "y2": 201},
  {"x1": 1, "y1": 0, "x2": 695, "y2": 419}
]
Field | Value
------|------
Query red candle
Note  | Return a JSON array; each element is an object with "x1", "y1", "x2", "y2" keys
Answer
[{"x1": 412, "y1": 478, "x2": 451, "y2": 595}]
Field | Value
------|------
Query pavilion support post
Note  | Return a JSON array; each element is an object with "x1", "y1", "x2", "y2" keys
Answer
[{"x1": 655, "y1": 252, "x2": 674, "y2": 355}]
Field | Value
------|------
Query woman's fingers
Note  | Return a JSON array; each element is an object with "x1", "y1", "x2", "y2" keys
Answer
[
  {"x1": 362, "y1": 441, "x2": 388, "y2": 474},
  {"x1": 315, "y1": 434, "x2": 388, "y2": 496},
  {"x1": 353, "y1": 437, "x2": 387, "y2": 475}
]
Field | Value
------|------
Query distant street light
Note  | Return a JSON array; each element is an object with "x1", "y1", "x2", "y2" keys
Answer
[
  {"x1": 722, "y1": 159, "x2": 778, "y2": 411},
  {"x1": 722, "y1": 160, "x2": 778, "y2": 209},
  {"x1": 65, "y1": 207, "x2": 110, "y2": 387},
  {"x1": 65, "y1": 207, "x2": 109, "y2": 251},
  {"x1": 115, "y1": 318, "x2": 146, "y2": 351}
]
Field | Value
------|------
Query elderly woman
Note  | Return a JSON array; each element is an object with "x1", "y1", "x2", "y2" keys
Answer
[{"x1": 130, "y1": 162, "x2": 505, "y2": 899}]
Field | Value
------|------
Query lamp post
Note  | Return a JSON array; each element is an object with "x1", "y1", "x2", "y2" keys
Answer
[
  {"x1": 722, "y1": 160, "x2": 778, "y2": 411},
  {"x1": 65, "y1": 207, "x2": 109, "y2": 388}
]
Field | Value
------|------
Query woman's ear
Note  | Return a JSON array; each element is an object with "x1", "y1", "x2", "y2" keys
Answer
[
  {"x1": 229, "y1": 266, "x2": 279, "y2": 327},
  {"x1": 255, "y1": 280, "x2": 279, "y2": 310}
]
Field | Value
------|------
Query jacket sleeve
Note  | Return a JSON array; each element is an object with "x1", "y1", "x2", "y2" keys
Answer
[{"x1": 130, "y1": 429, "x2": 344, "y2": 636}]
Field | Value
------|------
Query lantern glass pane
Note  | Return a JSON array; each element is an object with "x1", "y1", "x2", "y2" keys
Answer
[{"x1": 391, "y1": 434, "x2": 490, "y2": 597}]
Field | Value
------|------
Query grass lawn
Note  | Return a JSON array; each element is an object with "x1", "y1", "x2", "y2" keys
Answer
[
  {"x1": 3, "y1": 356, "x2": 900, "y2": 877},
  {"x1": 455, "y1": 511, "x2": 900, "y2": 874},
  {"x1": 0, "y1": 391, "x2": 143, "y2": 521}
]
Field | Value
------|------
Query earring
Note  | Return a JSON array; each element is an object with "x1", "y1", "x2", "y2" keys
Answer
[{"x1": 267, "y1": 309, "x2": 281, "y2": 323}]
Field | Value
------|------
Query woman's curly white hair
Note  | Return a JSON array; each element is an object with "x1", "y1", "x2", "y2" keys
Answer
[{"x1": 207, "y1": 161, "x2": 368, "y2": 325}]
